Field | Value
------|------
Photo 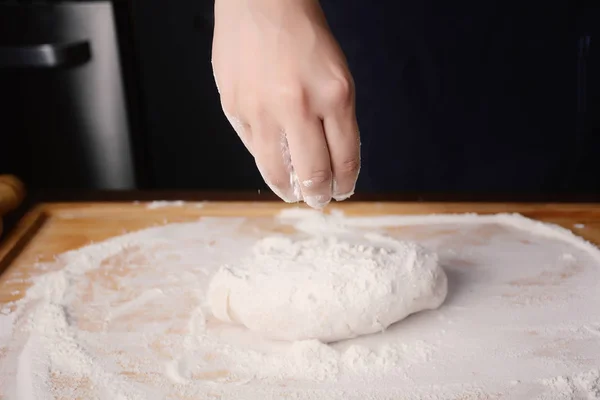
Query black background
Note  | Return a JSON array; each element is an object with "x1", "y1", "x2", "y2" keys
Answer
[{"x1": 131, "y1": 0, "x2": 599, "y2": 193}]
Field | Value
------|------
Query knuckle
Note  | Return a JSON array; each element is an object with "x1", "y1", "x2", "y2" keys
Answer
[
  {"x1": 336, "y1": 157, "x2": 361, "y2": 176},
  {"x1": 323, "y1": 77, "x2": 353, "y2": 109},
  {"x1": 304, "y1": 169, "x2": 332, "y2": 187},
  {"x1": 277, "y1": 84, "x2": 309, "y2": 110}
]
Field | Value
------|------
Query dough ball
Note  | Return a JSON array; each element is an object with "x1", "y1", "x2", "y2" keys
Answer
[{"x1": 207, "y1": 234, "x2": 447, "y2": 343}]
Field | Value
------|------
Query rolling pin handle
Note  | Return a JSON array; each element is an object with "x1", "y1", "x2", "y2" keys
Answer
[{"x1": 0, "y1": 175, "x2": 26, "y2": 218}]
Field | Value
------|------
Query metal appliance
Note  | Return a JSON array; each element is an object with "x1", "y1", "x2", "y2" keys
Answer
[{"x1": 0, "y1": 0, "x2": 139, "y2": 189}]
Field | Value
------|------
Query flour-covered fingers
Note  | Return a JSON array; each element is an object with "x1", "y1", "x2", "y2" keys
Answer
[
  {"x1": 285, "y1": 118, "x2": 333, "y2": 209},
  {"x1": 251, "y1": 119, "x2": 301, "y2": 203},
  {"x1": 323, "y1": 111, "x2": 360, "y2": 201},
  {"x1": 212, "y1": 0, "x2": 357, "y2": 208}
]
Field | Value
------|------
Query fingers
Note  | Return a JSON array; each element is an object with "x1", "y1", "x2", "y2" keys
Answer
[
  {"x1": 219, "y1": 70, "x2": 357, "y2": 208},
  {"x1": 323, "y1": 111, "x2": 360, "y2": 201},
  {"x1": 223, "y1": 107, "x2": 358, "y2": 207},
  {"x1": 285, "y1": 118, "x2": 333, "y2": 209},
  {"x1": 251, "y1": 118, "x2": 302, "y2": 203},
  {"x1": 224, "y1": 112, "x2": 253, "y2": 154}
]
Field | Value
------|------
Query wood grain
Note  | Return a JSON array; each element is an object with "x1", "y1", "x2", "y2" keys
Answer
[{"x1": 1, "y1": 201, "x2": 599, "y2": 305}]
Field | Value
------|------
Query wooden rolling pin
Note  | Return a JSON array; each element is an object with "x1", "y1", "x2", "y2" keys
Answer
[{"x1": 0, "y1": 175, "x2": 26, "y2": 236}]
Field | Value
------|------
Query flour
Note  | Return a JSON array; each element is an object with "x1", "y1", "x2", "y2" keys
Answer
[
  {"x1": 1, "y1": 211, "x2": 600, "y2": 399},
  {"x1": 208, "y1": 234, "x2": 447, "y2": 342},
  {"x1": 280, "y1": 130, "x2": 303, "y2": 204},
  {"x1": 146, "y1": 201, "x2": 205, "y2": 209},
  {"x1": 539, "y1": 369, "x2": 600, "y2": 399},
  {"x1": 146, "y1": 200, "x2": 186, "y2": 209}
]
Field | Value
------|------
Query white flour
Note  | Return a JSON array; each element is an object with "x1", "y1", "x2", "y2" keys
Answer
[
  {"x1": 1, "y1": 211, "x2": 600, "y2": 399},
  {"x1": 146, "y1": 201, "x2": 205, "y2": 209},
  {"x1": 539, "y1": 369, "x2": 600, "y2": 399},
  {"x1": 280, "y1": 130, "x2": 304, "y2": 204}
]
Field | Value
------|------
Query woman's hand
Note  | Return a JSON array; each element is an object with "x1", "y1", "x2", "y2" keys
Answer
[{"x1": 212, "y1": 0, "x2": 360, "y2": 208}]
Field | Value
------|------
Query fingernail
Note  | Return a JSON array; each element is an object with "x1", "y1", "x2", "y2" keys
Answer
[
  {"x1": 304, "y1": 195, "x2": 331, "y2": 210},
  {"x1": 333, "y1": 191, "x2": 354, "y2": 201},
  {"x1": 332, "y1": 179, "x2": 355, "y2": 201}
]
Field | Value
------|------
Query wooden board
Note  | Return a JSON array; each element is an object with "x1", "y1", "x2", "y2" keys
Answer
[
  {"x1": 2, "y1": 201, "x2": 600, "y2": 399},
  {"x1": 2, "y1": 201, "x2": 600, "y2": 305}
]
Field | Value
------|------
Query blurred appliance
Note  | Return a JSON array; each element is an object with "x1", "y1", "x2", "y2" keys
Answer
[
  {"x1": 0, "y1": 0, "x2": 139, "y2": 189},
  {"x1": 0, "y1": 0, "x2": 260, "y2": 191}
]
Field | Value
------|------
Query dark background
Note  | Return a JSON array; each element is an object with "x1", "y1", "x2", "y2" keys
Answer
[{"x1": 0, "y1": 0, "x2": 598, "y2": 195}]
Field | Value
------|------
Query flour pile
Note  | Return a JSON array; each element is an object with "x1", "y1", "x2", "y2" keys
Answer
[{"x1": 0, "y1": 211, "x2": 600, "y2": 399}]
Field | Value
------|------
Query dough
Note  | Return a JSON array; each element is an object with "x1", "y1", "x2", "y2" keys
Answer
[{"x1": 207, "y1": 234, "x2": 448, "y2": 343}]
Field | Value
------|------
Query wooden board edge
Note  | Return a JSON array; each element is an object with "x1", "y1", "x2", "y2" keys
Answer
[
  {"x1": 0, "y1": 204, "x2": 49, "y2": 275},
  {"x1": 37, "y1": 200, "x2": 600, "y2": 218}
]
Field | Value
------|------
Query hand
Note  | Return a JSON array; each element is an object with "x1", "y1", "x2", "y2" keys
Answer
[{"x1": 212, "y1": 0, "x2": 360, "y2": 208}]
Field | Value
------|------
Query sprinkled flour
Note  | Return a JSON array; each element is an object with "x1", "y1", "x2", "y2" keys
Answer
[
  {"x1": 1, "y1": 211, "x2": 600, "y2": 399},
  {"x1": 539, "y1": 369, "x2": 600, "y2": 399}
]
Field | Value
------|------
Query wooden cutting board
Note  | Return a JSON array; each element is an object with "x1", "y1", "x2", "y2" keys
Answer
[
  {"x1": 2, "y1": 201, "x2": 600, "y2": 303},
  {"x1": 1, "y1": 201, "x2": 600, "y2": 399}
]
